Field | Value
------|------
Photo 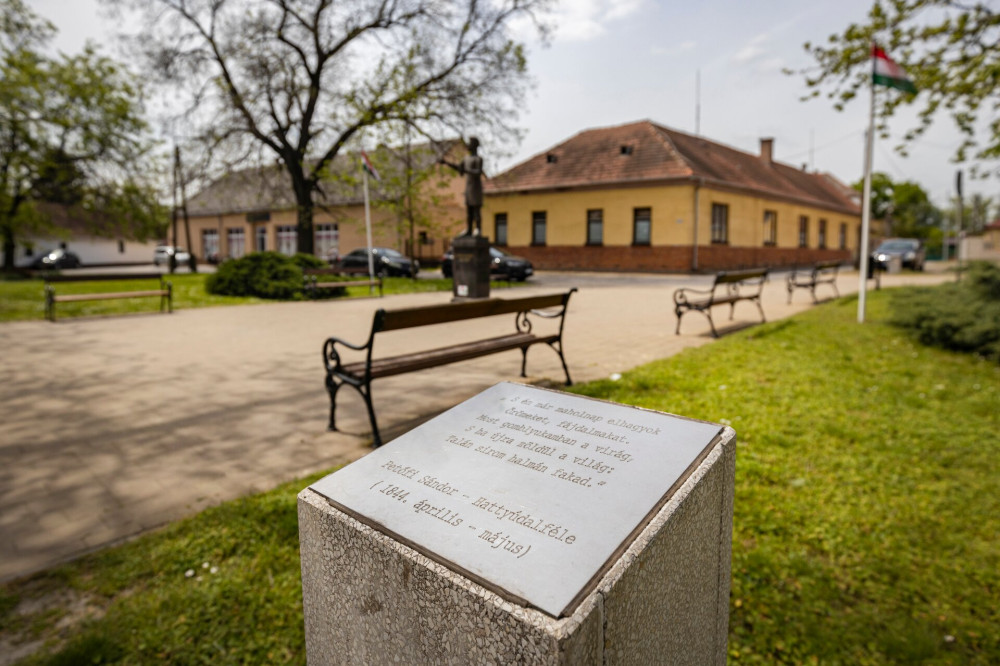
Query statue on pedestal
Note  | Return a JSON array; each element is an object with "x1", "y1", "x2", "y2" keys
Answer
[{"x1": 440, "y1": 137, "x2": 484, "y2": 236}]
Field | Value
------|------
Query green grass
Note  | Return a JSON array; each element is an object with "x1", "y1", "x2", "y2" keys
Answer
[
  {"x1": 572, "y1": 293, "x2": 999, "y2": 664},
  {"x1": 1, "y1": 289, "x2": 997, "y2": 664},
  {"x1": 0, "y1": 273, "x2": 481, "y2": 322}
]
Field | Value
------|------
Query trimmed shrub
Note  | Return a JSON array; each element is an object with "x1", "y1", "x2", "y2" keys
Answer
[
  {"x1": 292, "y1": 252, "x2": 327, "y2": 270},
  {"x1": 205, "y1": 252, "x2": 304, "y2": 299},
  {"x1": 889, "y1": 261, "x2": 1000, "y2": 362}
]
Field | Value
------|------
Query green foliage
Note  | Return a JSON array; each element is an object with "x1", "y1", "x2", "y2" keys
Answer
[
  {"x1": 797, "y1": 0, "x2": 1000, "y2": 172},
  {"x1": 889, "y1": 261, "x2": 1000, "y2": 361},
  {"x1": 0, "y1": 1, "x2": 162, "y2": 269},
  {"x1": 853, "y1": 172, "x2": 942, "y2": 239},
  {"x1": 205, "y1": 252, "x2": 305, "y2": 300},
  {"x1": 290, "y1": 253, "x2": 326, "y2": 270}
]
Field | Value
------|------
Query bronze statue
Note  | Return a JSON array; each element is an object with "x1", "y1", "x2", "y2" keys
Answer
[{"x1": 440, "y1": 137, "x2": 484, "y2": 236}]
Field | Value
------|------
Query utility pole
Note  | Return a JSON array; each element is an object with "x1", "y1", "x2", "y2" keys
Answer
[{"x1": 956, "y1": 170, "x2": 963, "y2": 281}]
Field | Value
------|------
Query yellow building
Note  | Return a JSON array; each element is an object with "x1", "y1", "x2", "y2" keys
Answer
[
  {"x1": 185, "y1": 144, "x2": 465, "y2": 266},
  {"x1": 484, "y1": 120, "x2": 862, "y2": 272}
]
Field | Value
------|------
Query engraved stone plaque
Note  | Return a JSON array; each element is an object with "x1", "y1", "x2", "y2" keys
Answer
[{"x1": 309, "y1": 382, "x2": 723, "y2": 617}]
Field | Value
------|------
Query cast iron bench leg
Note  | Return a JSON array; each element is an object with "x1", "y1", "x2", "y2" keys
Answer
[{"x1": 551, "y1": 341, "x2": 573, "y2": 386}]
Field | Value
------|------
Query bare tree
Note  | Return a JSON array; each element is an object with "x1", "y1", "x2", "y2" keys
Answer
[{"x1": 107, "y1": 0, "x2": 551, "y2": 254}]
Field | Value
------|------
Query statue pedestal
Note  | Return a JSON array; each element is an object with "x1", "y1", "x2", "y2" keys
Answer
[{"x1": 451, "y1": 235, "x2": 491, "y2": 300}]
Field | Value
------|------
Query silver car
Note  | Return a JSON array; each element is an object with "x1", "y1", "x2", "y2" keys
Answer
[{"x1": 153, "y1": 245, "x2": 191, "y2": 266}]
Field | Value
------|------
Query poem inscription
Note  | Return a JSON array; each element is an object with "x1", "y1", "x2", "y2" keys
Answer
[{"x1": 309, "y1": 382, "x2": 723, "y2": 617}]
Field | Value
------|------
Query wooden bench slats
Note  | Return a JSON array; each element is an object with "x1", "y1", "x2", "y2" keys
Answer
[
  {"x1": 340, "y1": 333, "x2": 553, "y2": 379},
  {"x1": 378, "y1": 294, "x2": 568, "y2": 331},
  {"x1": 53, "y1": 290, "x2": 169, "y2": 303},
  {"x1": 303, "y1": 268, "x2": 383, "y2": 298},
  {"x1": 44, "y1": 273, "x2": 172, "y2": 322},
  {"x1": 787, "y1": 261, "x2": 842, "y2": 304},
  {"x1": 673, "y1": 268, "x2": 768, "y2": 337},
  {"x1": 323, "y1": 289, "x2": 576, "y2": 447}
]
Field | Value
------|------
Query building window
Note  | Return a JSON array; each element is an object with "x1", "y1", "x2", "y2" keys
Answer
[
  {"x1": 839, "y1": 222, "x2": 847, "y2": 250},
  {"x1": 818, "y1": 219, "x2": 827, "y2": 249},
  {"x1": 633, "y1": 208, "x2": 651, "y2": 245},
  {"x1": 532, "y1": 211, "x2": 546, "y2": 246},
  {"x1": 798, "y1": 216, "x2": 809, "y2": 248},
  {"x1": 203, "y1": 229, "x2": 219, "y2": 260},
  {"x1": 277, "y1": 225, "x2": 297, "y2": 256},
  {"x1": 763, "y1": 210, "x2": 777, "y2": 246},
  {"x1": 227, "y1": 227, "x2": 246, "y2": 259},
  {"x1": 315, "y1": 223, "x2": 338, "y2": 261},
  {"x1": 255, "y1": 226, "x2": 267, "y2": 252},
  {"x1": 587, "y1": 209, "x2": 603, "y2": 246},
  {"x1": 494, "y1": 213, "x2": 508, "y2": 246},
  {"x1": 711, "y1": 203, "x2": 729, "y2": 244}
]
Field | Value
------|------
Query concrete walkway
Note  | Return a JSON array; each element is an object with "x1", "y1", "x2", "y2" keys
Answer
[{"x1": 0, "y1": 268, "x2": 951, "y2": 581}]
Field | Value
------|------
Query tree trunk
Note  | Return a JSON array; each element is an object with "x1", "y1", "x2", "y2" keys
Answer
[
  {"x1": 2, "y1": 223, "x2": 15, "y2": 271},
  {"x1": 288, "y1": 166, "x2": 315, "y2": 256}
]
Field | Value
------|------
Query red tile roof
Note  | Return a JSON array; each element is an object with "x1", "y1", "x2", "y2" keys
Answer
[{"x1": 486, "y1": 120, "x2": 861, "y2": 216}]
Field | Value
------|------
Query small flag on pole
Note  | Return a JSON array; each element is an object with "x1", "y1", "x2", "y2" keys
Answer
[
  {"x1": 360, "y1": 150, "x2": 380, "y2": 181},
  {"x1": 872, "y1": 45, "x2": 917, "y2": 94}
]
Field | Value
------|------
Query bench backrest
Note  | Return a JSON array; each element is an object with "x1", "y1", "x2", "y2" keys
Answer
[
  {"x1": 714, "y1": 268, "x2": 767, "y2": 285},
  {"x1": 375, "y1": 291, "x2": 574, "y2": 333},
  {"x1": 43, "y1": 272, "x2": 165, "y2": 284},
  {"x1": 814, "y1": 260, "x2": 841, "y2": 271}
]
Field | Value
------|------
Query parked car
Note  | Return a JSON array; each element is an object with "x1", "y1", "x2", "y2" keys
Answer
[
  {"x1": 153, "y1": 245, "x2": 191, "y2": 266},
  {"x1": 339, "y1": 247, "x2": 419, "y2": 277},
  {"x1": 30, "y1": 248, "x2": 81, "y2": 269},
  {"x1": 870, "y1": 238, "x2": 926, "y2": 272},
  {"x1": 441, "y1": 246, "x2": 534, "y2": 281}
]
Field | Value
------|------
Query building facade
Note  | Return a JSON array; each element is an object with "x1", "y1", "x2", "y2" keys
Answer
[
  {"x1": 185, "y1": 144, "x2": 465, "y2": 265},
  {"x1": 484, "y1": 121, "x2": 863, "y2": 273}
]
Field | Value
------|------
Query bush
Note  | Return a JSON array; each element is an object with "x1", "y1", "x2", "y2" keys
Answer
[
  {"x1": 205, "y1": 252, "x2": 304, "y2": 299},
  {"x1": 291, "y1": 252, "x2": 327, "y2": 270},
  {"x1": 889, "y1": 261, "x2": 1000, "y2": 362}
]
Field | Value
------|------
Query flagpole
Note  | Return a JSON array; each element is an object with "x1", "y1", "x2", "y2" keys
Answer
[
  {"x1": 362, "y1": 165, "x2": 376, "y2": 294},
  {"x1": 857, "y1": 45, "x2": 877, "y2": 324}
]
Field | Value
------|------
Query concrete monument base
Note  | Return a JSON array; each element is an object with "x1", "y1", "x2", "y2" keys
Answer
[
  {"x1": 451, "y1": 234, "x2": 491, "y2": 299},
  {"x1": 298, "y1": 426, "x2": 735, "y2": 665}
]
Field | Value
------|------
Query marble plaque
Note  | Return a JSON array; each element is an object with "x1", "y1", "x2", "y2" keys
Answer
[{"x1": 309, "y1": 382, "x2": 723, "y2": 617}]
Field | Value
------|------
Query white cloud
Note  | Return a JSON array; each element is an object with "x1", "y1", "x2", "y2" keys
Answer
[
  {"x1": 732, "y1": 33, "x2": 768, "y2": 64},
  {"x1": 550, "y1": 0, "x2": 646, "y2": 42}
]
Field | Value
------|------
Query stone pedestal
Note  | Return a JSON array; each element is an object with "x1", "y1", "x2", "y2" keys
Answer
[
  {"x1": 298, "y1": 384, "x2": 735, "y2": 665},
  {"x1": 451, "y1": 234, "x2": 491, "y2": 299}
]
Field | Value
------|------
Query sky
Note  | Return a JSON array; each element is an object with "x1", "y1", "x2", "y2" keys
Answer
[{"x1": 32, "y1": 0, "x2": 997, "y2": 209}]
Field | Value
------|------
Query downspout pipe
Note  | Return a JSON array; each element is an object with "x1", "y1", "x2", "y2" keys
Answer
[{"x1": 692, "y1": 177, "x2": 703, "y2": 272}]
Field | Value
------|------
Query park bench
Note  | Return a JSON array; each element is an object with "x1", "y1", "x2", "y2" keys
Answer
[
  {"x1": 303, "y1": 267, "x2": 383, "y2": 298},
  {"x1": 786, "y1": 260, "x2": 842, "y2": 303},
  {"x1": 43, "y1": 272, "x2": 172, "y2": 322},
  {"x1": 322, "y1": 289, "x2": 576, "y2": 446},
  {"x1": 673, "y1": 268, "x2": 768, "y2": 337}
]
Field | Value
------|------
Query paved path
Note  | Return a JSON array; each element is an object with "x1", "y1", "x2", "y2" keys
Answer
[{"x1": 0, "y1": 268, "x2": 951, "y2": 581}]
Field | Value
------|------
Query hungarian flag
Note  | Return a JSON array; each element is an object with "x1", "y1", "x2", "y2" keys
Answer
[
  {"x1": 360, "y1": 150, "x2": 380, "y2": 181},
  {"x1": 872, "y1": 45, "x2": 917, "y2": 94}
]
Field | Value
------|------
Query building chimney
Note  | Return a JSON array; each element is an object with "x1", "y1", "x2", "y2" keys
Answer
[{"x1": 760, "y1": 138, "x2": 774, "y2": 163}]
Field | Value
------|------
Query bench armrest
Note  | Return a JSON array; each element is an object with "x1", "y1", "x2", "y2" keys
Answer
[
  {"x1": 322, "y1": 335, "x2": 372, "y2": 376},
  {"x1": 673, "y1": 286, "x2": 713, "y2": 305}
]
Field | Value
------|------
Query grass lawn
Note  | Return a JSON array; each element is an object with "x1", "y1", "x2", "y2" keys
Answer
[
  {"x1": 1, "y1": 289, "x2": 997, "y2": 664},
  {"x1": 0, "y1": 273, "x2": 482, "y2": 322}
]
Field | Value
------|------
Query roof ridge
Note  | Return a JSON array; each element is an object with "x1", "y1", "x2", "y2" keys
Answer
[{"x1": 645, "y1": 121, "x2": 694, "y2": 178}]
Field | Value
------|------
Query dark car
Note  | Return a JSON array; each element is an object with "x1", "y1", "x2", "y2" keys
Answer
[
  {"x1": 339, "y1": 247, "x2": 419, "y2": 277},
  {"x1": 870, "y1": 238, "x2": 926, "y2": 272},
  {"x1": 30, "y1": 248, "x2": 82, "y2": 269},
  {"x1": 441, "y1": 246, "x2": 534, "y2": 281}
]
